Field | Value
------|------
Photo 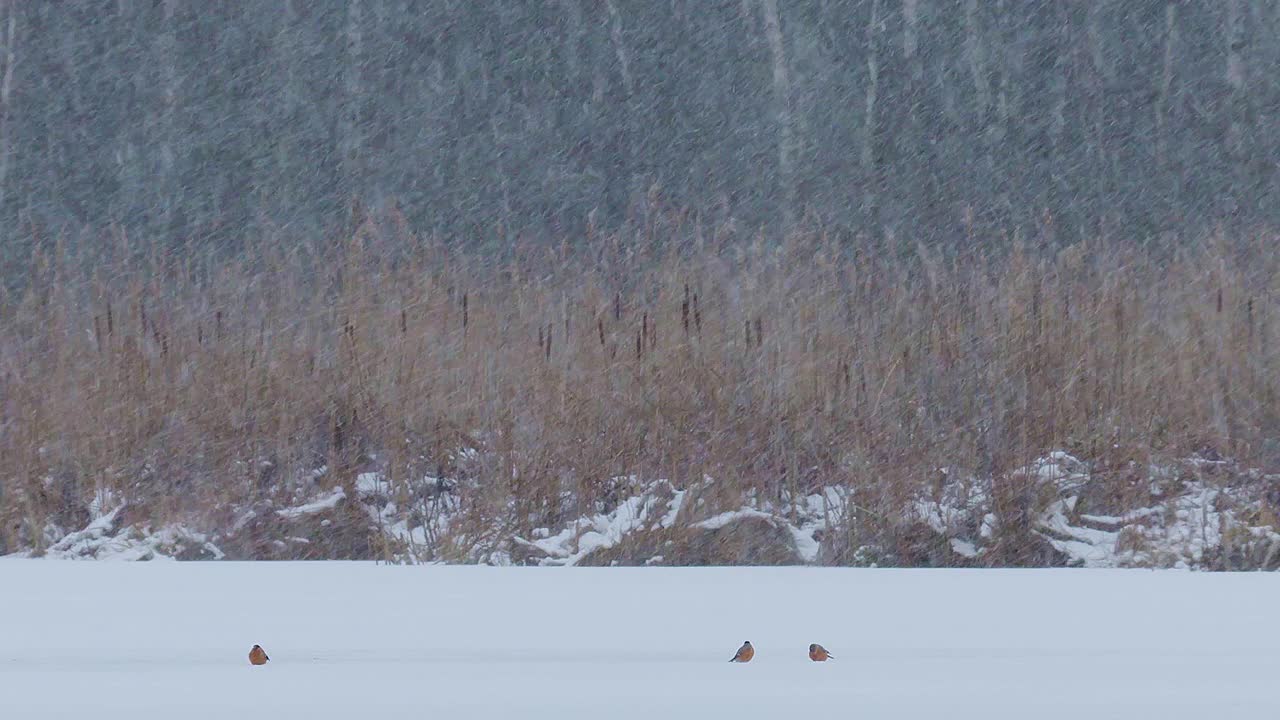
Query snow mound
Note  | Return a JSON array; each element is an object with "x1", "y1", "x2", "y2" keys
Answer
[
  {"x1": 276, "y1": 487, "x2": 346, "y2": 519},
  {"x1": 910, "y1": 452, "x2": 1280, "y2": 570},
  {"x1": 23, "y1": 505, "x2": 224, "y2": 561},
  {"x1": 510, "y1": 480, "x2": 845, "y2": 566}
]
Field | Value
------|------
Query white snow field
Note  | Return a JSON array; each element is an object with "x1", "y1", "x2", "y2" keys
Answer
[{"x1": 0, "y1": 564, "x2": 1276, "y2": 719}]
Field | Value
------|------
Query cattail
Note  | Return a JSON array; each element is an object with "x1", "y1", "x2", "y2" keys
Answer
[
  {"x1": 682, "y1": 284, "x2": 690, "y2": 334},
  {"x1": 1031, "y1": 283, "x2": 1041, "y2": 332},
  {"x1": 400, "y1": 308, "x2": 408, "y2": 334},
  {"x1": 545, "y1": 324, "x2": 552, "y2": 360},
  {"x1": 755, "y1": 316, "x2": 763, "y2": 348},
  {"x1": 597, "y1": 318, "x2": 606, "y2": 347},
  {"x1": 106, "y1": 302, "x2": 114, "y2": 336},
  {"x1": 614, "y1": 292, "x2": 623, "y2": 321},
  {"x1": 693, "y1": 293, "x2": 701, "y2": 333},
  {"x1": 93, "y1": 315, "x2": 103, "y2": 353},
  {"x1": 462, "y1": 292, "x2": 469, "y2": 331}
]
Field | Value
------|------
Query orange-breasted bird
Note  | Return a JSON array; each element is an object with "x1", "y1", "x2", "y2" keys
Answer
[
  {"x1": 729, "y1": 641, "x2": 754, "y2": 663},
  {"x1": 808, "y1": 643, "x2": 833, "y2": 662},
  {"x1": 249, "y1": 645, "x2": 270, "y2": 666}
]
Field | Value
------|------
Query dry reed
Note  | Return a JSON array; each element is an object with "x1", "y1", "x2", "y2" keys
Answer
[{"x1": 1, "y1": 217, "x2": 1277, "y2": 561}]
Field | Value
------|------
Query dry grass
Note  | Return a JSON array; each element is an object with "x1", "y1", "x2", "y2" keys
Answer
[{"x1": 1, "y1": 216, "x2": 1278, "y2": 561}]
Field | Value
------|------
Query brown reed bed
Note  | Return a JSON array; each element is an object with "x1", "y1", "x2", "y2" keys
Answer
[{"x1": 1, "y1": 218, "x2": 1277, "y2": 562}]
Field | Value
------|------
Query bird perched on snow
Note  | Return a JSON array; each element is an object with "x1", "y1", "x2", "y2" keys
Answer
[
  {"x1": 808, "y1": 643, "x2": 833, "y2": 662},
  {"x1": 729, "y1": 641, "x2": 754, "y2": 663},
  {"x1": 249, "y1": 645, "x2": 270, "y2": 665}
]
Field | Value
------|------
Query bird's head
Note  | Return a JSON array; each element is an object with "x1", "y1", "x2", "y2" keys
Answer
[{"x1": 809, "y1": 644, "x2": 817, "y2": 652}]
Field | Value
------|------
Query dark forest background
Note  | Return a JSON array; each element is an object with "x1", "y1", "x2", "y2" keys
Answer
[{"x1": 0, "y1": 0, "x2": 1276, "y2": 270}]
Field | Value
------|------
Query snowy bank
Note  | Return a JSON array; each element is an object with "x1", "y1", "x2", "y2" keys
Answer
[{"x1": 10, "y1": 450, "x2": 1280, "y2": 570}]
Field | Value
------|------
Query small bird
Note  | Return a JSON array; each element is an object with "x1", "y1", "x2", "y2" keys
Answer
[
  {"x1": 249, "y1": 645, "x2": 270, "y2": 666},
  {"x1": 808, "y1": 643, "x2": 834, "y2": 662},
  {"x1": 729, "y1": 641, "x2": 754, "y2": 663}
]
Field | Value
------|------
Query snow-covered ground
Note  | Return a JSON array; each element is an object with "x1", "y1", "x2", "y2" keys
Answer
[{"x1": 0, "y1": 563, "x2": 1275, "y2": 718}]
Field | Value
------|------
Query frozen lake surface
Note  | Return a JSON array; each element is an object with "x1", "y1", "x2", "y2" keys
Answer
[{"x1": 0, "y1": 562, "x2": 1275, "y2": 718}]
